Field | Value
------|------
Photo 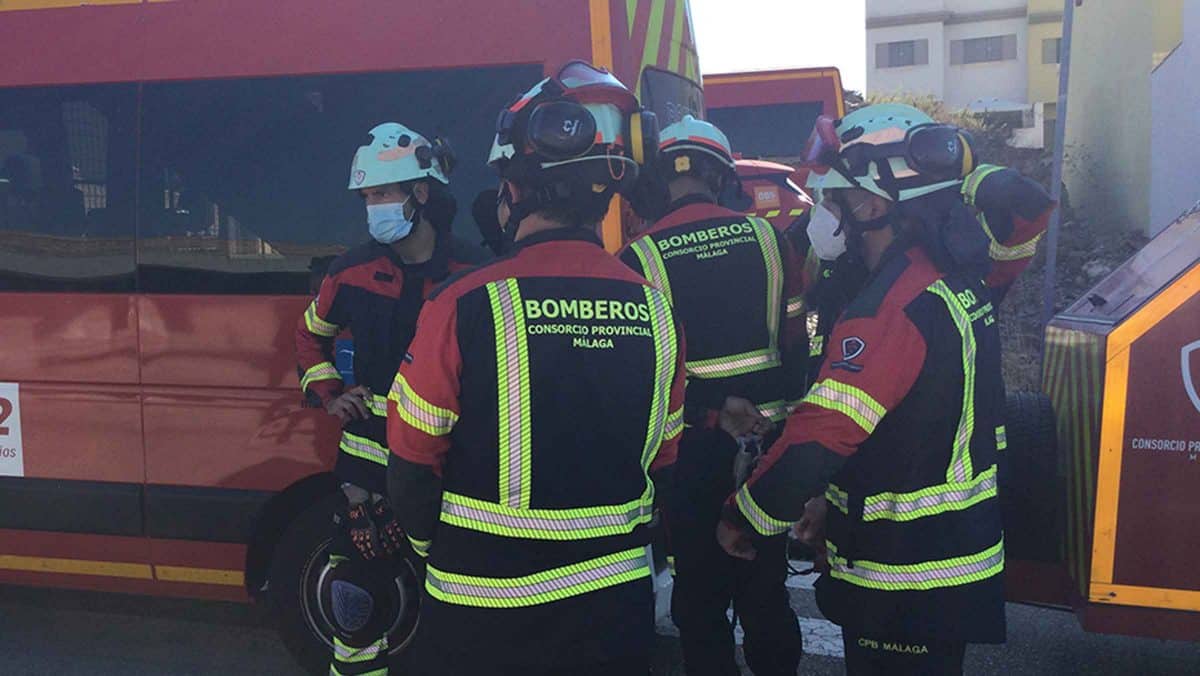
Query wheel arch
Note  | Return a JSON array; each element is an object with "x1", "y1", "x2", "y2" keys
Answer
[{"x1": 244, "y1": 471, "x2": 339, "y2": 598}]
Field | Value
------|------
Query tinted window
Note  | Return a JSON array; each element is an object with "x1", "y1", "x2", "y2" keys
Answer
[
  {"x1": 0, "y1": 84, "x2": 137, "y2": 292},
  {"x1": 138, "y1": 65, "x2": 541, "y2": 294},
  {"x1": 640, "y1": 68, "x2": 704, "y2": 128},
  {"x1": 707, "y1": 102, "x2": 824, "y2": 160}
]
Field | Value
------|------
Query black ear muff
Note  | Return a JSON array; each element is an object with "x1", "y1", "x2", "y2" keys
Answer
[
  {"x1": 906, "y1": 124, "x2": 968, "y2": 181},
  {"x1": 630, "y1": 110, "x2": 659, "y2": 166},
  {"x1": 527, "y1": 100, "x2": 597, "y2": 161}
]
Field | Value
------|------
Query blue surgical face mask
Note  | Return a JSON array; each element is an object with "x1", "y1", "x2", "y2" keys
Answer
[{"x1": 367, "y1": 195, "x2": 413, "y2": 244}]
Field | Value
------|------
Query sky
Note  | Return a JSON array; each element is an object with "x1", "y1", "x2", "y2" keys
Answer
[{"x1": 690, "y1": 0, "x2": 866, "y2": 93}]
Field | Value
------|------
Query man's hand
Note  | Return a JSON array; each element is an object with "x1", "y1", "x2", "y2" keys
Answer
[
  {"x1": 325, "y1": 385, "x2": 371, "y2": 423},
  {"x1": 716, "y1": 519, "x2": 757, "y2": 560},
  {"x1": 719, "y1": 396, "x2": 773, "y2": 438},
  {"x1": 794, "y1": 496, "x2": 828, "y2": 546}
]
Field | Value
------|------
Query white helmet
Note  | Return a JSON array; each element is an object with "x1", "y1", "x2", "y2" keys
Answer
[
  {"x1": 348, "y1": 122, "x2": 450, "y2": 190},
  {"x1": 658, "y1": 115, "x2": 735, "y2": 171}
]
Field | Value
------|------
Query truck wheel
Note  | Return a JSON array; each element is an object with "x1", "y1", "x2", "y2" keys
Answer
[
  {"x1": 1001, "y1": 391, "x2": 1061, "y2": 562},
  {"x1": 267, "y1": 494, "x2": 422, "y2": 674}
]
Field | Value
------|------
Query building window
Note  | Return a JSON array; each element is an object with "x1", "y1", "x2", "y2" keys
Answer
[
  {"x1": 875, "y1": 39, "x2": 930, "y2": 69},
  {"x1": 950, "y1": 35, "x2": 1019, "y2": 65},
  {"x1": 1042, "y1": 37, "x2": 1062, "y2": 64}
]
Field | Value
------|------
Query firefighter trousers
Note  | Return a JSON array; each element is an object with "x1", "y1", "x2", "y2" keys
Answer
[
  {"x1": 669, "y1": 428, "x2": 803, "y2": 676},
  {"x1": 327, "y1": 507, "x2": 391, "y2": 676},
  {"x1": 842, "y1": 630, "x2": 966, "y2": 676}
]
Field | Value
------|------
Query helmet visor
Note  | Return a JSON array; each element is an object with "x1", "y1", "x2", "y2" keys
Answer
[{"x1": 554, "y1": 60, "x2": 637, "y2": 112}]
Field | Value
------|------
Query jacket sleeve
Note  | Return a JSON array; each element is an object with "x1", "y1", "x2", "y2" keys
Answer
[
  {"x1": 295, "y1": 273, "x2": 346, "y2": 405},
  {"x1": 962, "y1": 164, "x2": 1055, "y2": 295},
  {"x1": 724, "y1": 302, "x2": 928, "y2": 536},
  {"x1": 650, "y1": 317, "x2": 687, "y2": 474},
  {"x1": 386, "y1": 292, "x2": 462, "y2": 555},
  {"x1": 778, "y1": 231, "x2": 810, "y2": 407}
]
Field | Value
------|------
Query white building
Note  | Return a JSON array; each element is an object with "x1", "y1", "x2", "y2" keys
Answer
[
  {"x1": 1149, "y1": 1, "x2": 1200, "y2": 232},
  {"x1": 866, "y1": 0, "x2": 1048, "y2": 112}
]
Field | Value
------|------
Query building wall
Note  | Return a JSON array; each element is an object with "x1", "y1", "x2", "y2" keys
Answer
[
  {"x1": 1026, "y1": 15, "x2": 1061, "y2": 109},
  {"x1": 943, "y1": 16, "x2": 1028, "y2": 108},
  {"x1": 1150, "y1": 1, "x2": 1198, "y2": 234},
  {"x1": 1064, "y1": 1, "x2": 1183, "y2": 233}
]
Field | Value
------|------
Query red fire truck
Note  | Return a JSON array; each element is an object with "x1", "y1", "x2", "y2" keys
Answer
[{"x1": 0, "y1": 0, "x2": 702, "y2": 667}]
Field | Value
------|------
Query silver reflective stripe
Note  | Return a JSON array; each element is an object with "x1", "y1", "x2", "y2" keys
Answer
[
  {"x1": 339, "y1": 433, "x2": 389, "y2": 466},
  {"x1": 441, "y1": 492, "x2": 653, "y2": 540},
  {"x1": 826, "y1": 484, "x2": 849, "y2": 513},
  {"x1": 687, "y1": 348, "x2": 781, "y2": 379},
  {"x1": 828, "y1": 540, "x2": 1005, "y2": 591},
  {"x1": 861, "y1": 468, "x2": 998, "y2": 522},
  {"x1": 488, "y1": 279, "x2": 532, "y2": 509},
  {"x1": 333, "y1": 637, "x2": 385, "y2": 662},
  {"x1": 640, "y1": 286, "x2": 677, "y2": 469},
  {"x1": 751, "y1": 217, "x2": 784, "y2": 352}
]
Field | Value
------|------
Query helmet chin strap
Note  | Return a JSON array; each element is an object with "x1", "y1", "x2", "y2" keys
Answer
[{"x1": 834, "y1": 191, "x2": 894, "y2": 258}]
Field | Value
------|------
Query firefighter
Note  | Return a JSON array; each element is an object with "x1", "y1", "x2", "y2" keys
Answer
[
  {"x1": 718, "y1": 103, "x2": 1007, "y2": 675},
  {"x1": 295, "y1": 122, "x2": 479, "y2": 676},
  {"x1": 385, "y1": 61, "x2": 684, "y2": 676},
  {"x1": 620, "y1": 115, "x2": 805, "y2": 676}
]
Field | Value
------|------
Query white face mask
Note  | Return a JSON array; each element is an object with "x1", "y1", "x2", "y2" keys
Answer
[
  {"x1": 366, "y1": 195, "x2": 413, "y2": 244},
  {"x1": 807, "y1": 202, "x2": 848, "y2": 260}
]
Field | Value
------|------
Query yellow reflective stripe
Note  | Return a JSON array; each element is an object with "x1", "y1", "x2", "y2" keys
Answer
[
  {"x1": 488, "y1": 279, "x2": 532, "y2": 509},
  {"x1": 990, "y1": 232, "x2": 1043, "y2": 261},
  {"x1": 789, "y1": 208, "x2": 807, "y2": 216},
  {"x1": 804, "y1": 379, "x2": 887, "y2": 434},
  {"x1": 641, "y1": 286, "x2": 678, "y2": 471},
  {"x1": 300, "y1": 361, "x2": 341, "y2": 392},
  {"x1": 960, "y1": 164, "x2": 1003, "y2": 207},
  {"x1": 810, "y1": 334, "x2": 825, "y2": 358},
  {"x1": 425, "y1": 547, "x2": 651, "y2": 608},
  {"x1": 827, "y1": 539, "x2": 1004, "y2": 591},
  {"x1": 408, "y1": 536, "x2": 431, "y2": 558},
  {"x1": 995, "y1": 425, "x2": 1007, "y2": 451},
  {"x1": 365, "y1": 393, "x2": 389, "y2": 418},
  {"x1": 735, "y1": 484, "x2": 792, "y2": 536},
  {"x1": 927, "y1": 281, "x2": 976, "y2": 483},
  {"x1": 751, "y1": 217, "x2": 784, "y2": 351},
  {"x1": 756, "y1": 399, "x2": 790, "y2": 423},
  {"x1": 333, "y1": 636, "x2": 386, "y2": 664},
  {"x1": 339, "y1": 431, "x2": 389, "y2": 466},
  {"x1": 765, "y1": 209, "x2": 781, "y2": 218},
  {"x1": 304, "y1": 301, "x2": 339, "y2": 337},
  {"x1": 664, "y1": 406, "x2": 684, "y2": 441},
  {"x1": 687, "y1": 347, "x2": 781, "y2": 379},
  {"x1": 631, "y1": 237, "x2": 674, "y2": 304},
  {"x1": 861, "y1": 465, "x2": 998, "y2": 522},
  {"x1": 388, "y1": 374, "x2": 457, "y2": 434},
  {"x1": 826, "y1": 483, "x2": 850, "y2": 514},
  {"x1": 440, "y1": 490, "x2": 654, "y2": 540},
  {"x1": 786, "y1": 295, "x2": 805, "y2": 319}
]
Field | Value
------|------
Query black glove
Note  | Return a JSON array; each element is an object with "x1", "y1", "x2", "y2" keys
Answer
[
  {"x1": 345, "y1": 502, "x2": 379, "y2": 561},
  {"x1": 370, "y1": 499, "x2": 406, "y2": 557}
]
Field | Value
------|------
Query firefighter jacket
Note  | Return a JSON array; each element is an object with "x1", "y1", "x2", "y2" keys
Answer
[
  {"x1": 961, "y1": 163, "x2": 1054, "y2": 296},
  {"x1": 386, "y1": 228, "x2": 686, "y2": 665},
  {"x1": 619, "y1": 197, "x2": 808, "y2": 427},
  {"x1": 729, "y1": 241, "x2": 1007, "y2": 643},
  {"x1": 295, "y1": 234, "x2": 478, "y2": 493}
]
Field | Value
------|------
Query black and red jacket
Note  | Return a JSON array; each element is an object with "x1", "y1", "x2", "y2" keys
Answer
[
  {"x1": 619, "y1": 197, "x2": 809, "y2": 427},
  {"x1": 295, "y1": 234, "x2": 479, "y2": 493},
  {"x1": 729, "y1": 241, "x2": 1007, "y2": 644},
  {"x1": 386, "y1": 228, "x2": 686, "y2": 665}
]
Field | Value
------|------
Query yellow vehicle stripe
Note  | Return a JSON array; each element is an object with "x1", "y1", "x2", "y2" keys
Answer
[
  {"x1": 0, "y1": 554, "x2": 243, "y2": 586},
  {"x1": 155, "y1": 565, "x2": 244, "y2": 587}
]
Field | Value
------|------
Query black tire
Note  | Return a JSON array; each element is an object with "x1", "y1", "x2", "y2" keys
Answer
[
  {"x1": 267, "y1": 493, "x2": 422, "y2": 674},
  {"x1": 1000, "y1": 391, "x2": 1062, "y2": 562}
]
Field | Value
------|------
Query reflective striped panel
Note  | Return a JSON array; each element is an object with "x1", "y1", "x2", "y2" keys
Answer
[
  {"x1": 927, "y1": 281, "x2": 976, "y2": 483},
  {"x1": 440, "y1": 491, "x2": 654, "y2": 541},
  {"x1": 630, "y1": 237, "x2": 674, "y2": 304},
  {"x1": 641, "y1": 286, "x2": 678, "y2": 470},
  {"x1": 765, "y1": 209, "x2": 781, "y2": 218},
  {"x1": 751, "y1": 217, "x2": 784, "y2": 351},
  {"x1": 826, "y1": 483, "x2": 850, "y2": 514},
  {"x1": 339, "y1": 432, "x2": 389, "y2": 466},
  {"x1": 995, "y1": 425, "x2": 1007, "y2": 451},
  {"x1": 827, "y1": 539, "x2": 1004, "y2": 591},
  {"x1": 304, "y1": 301, "x2": 339, "y2": 337},
  {"x1": 786, "y1": 295, "x2": 806, "y2": 319},
  {"x1": 735, "y1": 484, "x2": 792, "y2": 536},
  {"x1": 789, "y1": 208, "x2": 807, "y2": 217},
  {"x1": 756, "y1": 399, "x2": 790, "y2": 423},
  {"x1": 663, "y1": 406, "x2": 684, "y2": 442},
  {"x1": 990, "y1": 233, "x2": 1042, "y2": 262},
  {"x1": 300, "y1": 361, "x2": 341, "y2": 392},
  {"x1": 488, "y1": 279, "x2": 532, "y2": 509},
  {"x1": 408, "y1": 536, "x2": 431, "y2": 558},
  {"x1": 389, "y1": 374, "x2": 457, "y2": 435},
  {"x1": 861, "y1": 465, "x2": 998, "y2": 522},
  {"x1": 804, "y1": 379, "x2": 887, "y2": 435},
  {"x1": 687, "y1": 347, "x2": 781, "y2": 379},
  {"x1": 960, "y1": 164, "x2": 1003, "y2": 207},
  {"x1": 425, "y1": 547, "x2": 651, "y2": 608},
  {"x1": 333, "y1": 635, "x2": 386, "y2": 664},
  {"x1": 810, "y1": 334, "x2": 825, "y2": 358},
  {"x1": 366, "y1": 393, "x2": 389, "y2": 418}
]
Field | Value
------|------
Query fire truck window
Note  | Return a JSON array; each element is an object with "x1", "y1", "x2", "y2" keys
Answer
[
  {"x1": 137, "y1": 64, "x2": 540, "y2": 294},
  {"x1": 707, "y1": 102, "x2": 824, "y2": 161},
  {"x1": 640, "y1": 68, "x2": 705, "y2": 128},
  {"x1": 0, "y1": 84, "x2": 137, "y2": 292}
]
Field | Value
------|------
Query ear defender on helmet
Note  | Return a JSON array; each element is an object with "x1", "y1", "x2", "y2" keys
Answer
[
  {"x1": 628, "y1": 109, "x2": 660, "y2": 167},
  {"x1": 905, "y1": 124, "x2": 976, "y2": 181}
]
